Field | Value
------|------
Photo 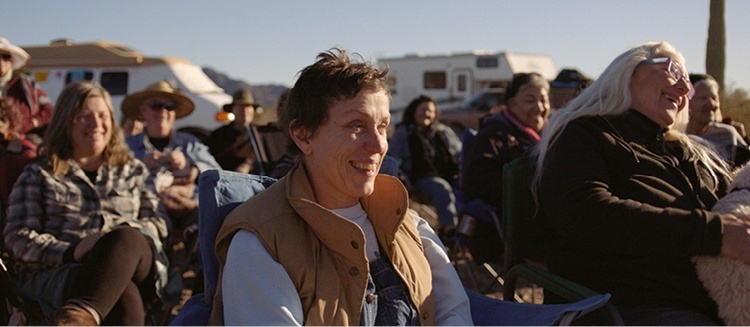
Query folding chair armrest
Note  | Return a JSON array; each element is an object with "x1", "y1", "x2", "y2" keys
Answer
[
  {"x1": 503, "y1": 263, "x2": 625, "y2": 325},
  {"x1": 503, "y1": 263, "x2": 598, "y2": 302}
]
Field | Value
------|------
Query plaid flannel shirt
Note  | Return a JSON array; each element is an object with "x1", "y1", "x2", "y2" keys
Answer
[{"x1": 3, "y1": 158, "x2": 169, "y2": 271}]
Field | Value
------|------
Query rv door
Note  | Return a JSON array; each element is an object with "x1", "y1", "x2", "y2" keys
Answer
[{"x1": 451, "y1": 68, "x2": 473, "y2": 101}]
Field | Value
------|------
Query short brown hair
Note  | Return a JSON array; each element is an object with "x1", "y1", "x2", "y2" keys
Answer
[{"x1": 279, "y1": 48, "x2": 389, "y2": 156}]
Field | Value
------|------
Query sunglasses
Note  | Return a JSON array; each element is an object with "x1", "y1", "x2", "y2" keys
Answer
[
  {"x1": 147, "y1": 100, "x2": 177, "y2": 111},
  {"x1": 642, "y1": 57, "x2": 695, "y2": 99},
  {"x1": 0, "y1": 53, "x2": 11, "y2": 61}
]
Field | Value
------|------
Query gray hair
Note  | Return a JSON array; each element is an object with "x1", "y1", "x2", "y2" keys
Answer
[{"x1": 693, "y1": 75, "x2": 720, "y2": 96}]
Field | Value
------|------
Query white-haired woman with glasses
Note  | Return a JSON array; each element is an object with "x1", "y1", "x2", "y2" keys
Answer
[{"x1": 533, "y1": 41, "x2": 750, "y2": 325}]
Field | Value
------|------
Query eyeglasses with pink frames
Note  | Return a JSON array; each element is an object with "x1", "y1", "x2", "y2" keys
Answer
[{"x1": 642, "y1": 57, "x2": 695, "y2": 99}]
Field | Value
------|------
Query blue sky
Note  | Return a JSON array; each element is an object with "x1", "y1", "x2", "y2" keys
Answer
[{"x1": 5, "y1": 0, "x2": 750, "y2": 90}]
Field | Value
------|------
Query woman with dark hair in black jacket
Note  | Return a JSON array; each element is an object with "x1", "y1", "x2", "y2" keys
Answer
[{"x1": 388, "y1": 95, "x2": 461, "y2": 236}]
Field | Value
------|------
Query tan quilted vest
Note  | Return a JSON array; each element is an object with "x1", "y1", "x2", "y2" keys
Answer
[{"x1": 210, "y1": 162, "x2": 436, "y2": 325}]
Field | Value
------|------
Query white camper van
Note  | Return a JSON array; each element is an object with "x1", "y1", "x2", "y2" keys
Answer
[
  {"x1": 378, "y1": 50, "x2": 557, "y2": 125},
  {"x1": 21, "y1": 39, "x2": 232, "y2": 132}
]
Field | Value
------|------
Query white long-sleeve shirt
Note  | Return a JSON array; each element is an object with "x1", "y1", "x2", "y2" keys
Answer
[{"x1": 222, "y1": 204, "x2": 473, "y2": 326}]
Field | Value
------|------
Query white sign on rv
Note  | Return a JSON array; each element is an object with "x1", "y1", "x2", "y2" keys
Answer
[{"x1": 21, "y1": 39, "x2": 232, "y2": 133}]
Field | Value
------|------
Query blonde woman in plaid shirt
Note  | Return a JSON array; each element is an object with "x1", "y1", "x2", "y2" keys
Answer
[{"x1": 3, "y1": 82, "x2": 169, "y2": 325}]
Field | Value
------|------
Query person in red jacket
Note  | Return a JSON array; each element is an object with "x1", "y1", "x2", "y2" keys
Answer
[
  {"x1": 0, "y1": 37, "x2": 54, "y2": 142},
  {"x1": 0, "y1": 97, "x2": 37, "y2": 211}
]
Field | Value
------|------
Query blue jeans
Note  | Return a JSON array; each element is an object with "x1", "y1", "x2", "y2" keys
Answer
[
  {"x1": 15, "y1": 263, "x2": 80, "y2": 317},
  {"x1": 360, "y1": 255, "x2": 420, "y2": 326},
  {"x1": 414, "y1": 176, "x2": 458, "y2": 229}
]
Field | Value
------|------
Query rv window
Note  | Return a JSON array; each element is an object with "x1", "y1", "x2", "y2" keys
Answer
[
  {"x1": 65, "y1": 70, "x2": 94, "y2": 84},
  {"x1": 423, "y1": 71, "x2": 446, "y2": 89},
  {"x1": 476, "y1": 57, "x2": 499, "y2": 68},
  {"x1": 101, "y1": 72, "x2": 129, "y2": 95}
]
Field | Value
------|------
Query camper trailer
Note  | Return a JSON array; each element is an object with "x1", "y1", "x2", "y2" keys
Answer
[
  {"x1": 378, "y1": 50, "x2": 557, "y2": 125},
  {"x1": 21, "y1": 39, "x2": 232, "y2": 131}
]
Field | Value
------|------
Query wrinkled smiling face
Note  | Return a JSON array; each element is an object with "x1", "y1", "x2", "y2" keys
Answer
[
  {"x1": 689, "y1": 82, "x2": 720, "y2": 128},
  {"x1": 294, "y1": 90, "x2": 390, "y2": 209},
  {"x1": 630, "y1": 58, "x2": 692, "y2": 128},
  {"x1": 507, "y1": 84, "x2": 550, "y2": 132},
  {"x1": 139, "y1": 96, "x2": 176, "y2": 137},
  {"x1": 72, "y1": 96, "x2": 112, "y2": 160}
]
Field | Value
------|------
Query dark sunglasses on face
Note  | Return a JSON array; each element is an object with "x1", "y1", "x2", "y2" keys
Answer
[
  {"x1": 147, "y1": 100, "x2": 177, "y2": 111},
  {"x1": 0, "y1": 53, "x2": 12, "y2": 60}
]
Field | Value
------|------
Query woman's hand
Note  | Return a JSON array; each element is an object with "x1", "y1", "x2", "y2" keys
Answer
[
  {"x1": 720, "y1": 214, "x2": 750, "y2": 263},
  {"x1": 161, "y1": 184, "x2": 198, "y2": 216},
  {"x1": 142, "y1": 150, "x2": 163, "y2": 171},
  {"x1": 166, "y1": 151, "x2": 188, "y2": 172},
  {"x1": 173, "y1": 166, "x2": 198, "y2": 186},
  {"x1": 73, "y1": 228, "x2": 110, "y2": 262},
  {"x1": 235, "y1": 160, "x2": 253, "y2": 174}
]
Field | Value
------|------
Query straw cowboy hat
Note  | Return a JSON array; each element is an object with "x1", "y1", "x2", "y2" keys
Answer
[
  {"x1": 222, "y1": 89, "x2": 261, "y2": 112},
  {"x1": 121, "y1": 80, "x2": 195, "y2": 120},
  {"x1": 0, "y1": 38, "x2": 31, "y2": 71}
]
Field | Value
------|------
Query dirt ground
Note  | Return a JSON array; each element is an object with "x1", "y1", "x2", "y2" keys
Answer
[
  {"x1": 450, "y1": 245, "x2": 544, "y2": 304},
  {"x1": 412, "y1": 202, "x2": 543, "y2": 304}
]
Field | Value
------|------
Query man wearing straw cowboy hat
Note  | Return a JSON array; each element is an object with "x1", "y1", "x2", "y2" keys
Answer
[
  {"x1": 0, "y1": 37, "x2": 54, "y2": 139},
  {"x1": 123, "y1": 80, "x2": 220, "y2": 227},
  {"x1": 207, "y1": 89, "x2": 270, "y2": 175}
]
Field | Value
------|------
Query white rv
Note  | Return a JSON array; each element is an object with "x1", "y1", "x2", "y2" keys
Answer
[
  {"x1": 378, "y1": 50, "x2": 557, "y2": 124},
  {"x1": 21, "y1": 39, "x2": 232, "y2": 132}
]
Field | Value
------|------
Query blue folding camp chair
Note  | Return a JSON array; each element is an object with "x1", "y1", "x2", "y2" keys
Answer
[
  {"x1": 467, "y1": 288, "x2": 614, "y2": 326},
  {"x1": 169, "y1": 170, "x2": 275, "y2": 326},
  {"x1": 171, "y1": 168, "x2": 619, "y2": 325}
]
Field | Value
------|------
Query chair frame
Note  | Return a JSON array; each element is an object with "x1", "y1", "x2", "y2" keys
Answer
[
  {"x1": 498, "y1": 155, "x2": 624, "y2": 324},
  {"x1": 451, "y1": 128, "x2": 508, "y2": 293}
]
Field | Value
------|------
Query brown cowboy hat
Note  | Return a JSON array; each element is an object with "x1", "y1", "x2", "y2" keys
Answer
[
  {"x1": 0, "y1": 38, "x2": 30, "y2": 71},
  {"x1": 223, "y1": 89, "x2": 261, "y2": 112},
  {"x1": 121, "y1": 80, "x2": 195, "y2": 120}
]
